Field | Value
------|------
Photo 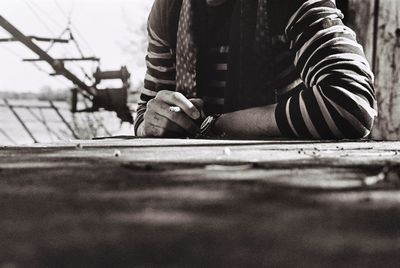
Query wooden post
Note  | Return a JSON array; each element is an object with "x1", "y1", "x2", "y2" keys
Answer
[
  {"x1": 345, "y1": 0, "x2": 400, "y2": 140},
  {"x1": 345, "y1": 0, "x2": 376, "y2": 66},
  {"x1": 370, "y1": 0, "x2": 400, "y2": 140}
]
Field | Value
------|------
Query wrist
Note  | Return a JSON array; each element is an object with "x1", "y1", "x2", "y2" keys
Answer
[
  {"x1": 212, "y1": 113, "x2": 225, "y2": 136},
  {"x1": 136, "y1": 122, "x2": 146, "y2": 137},
  {"x1": 199, "y1": 114, "x2": 225, "y2": 138},
  {"x1": 211, "y1": 104, "x2": 281, "y2": 138}
]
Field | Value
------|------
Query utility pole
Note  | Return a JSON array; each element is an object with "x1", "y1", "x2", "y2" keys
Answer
[
  {"x1": 0, "y1": 15, "x2": 95, "y2": 99},
  {"x1": 0, "y1": 15, "x2": 133, "y2": 123}
]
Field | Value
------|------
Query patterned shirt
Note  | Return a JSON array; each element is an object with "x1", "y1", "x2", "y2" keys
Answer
[{"x1": 135, "y1": 0, "x2": 377, "y2": 139}]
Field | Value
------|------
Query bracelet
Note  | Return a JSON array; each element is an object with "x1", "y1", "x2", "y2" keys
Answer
[{"x1": 199, "y1": 114, "x2": 225, "y2": 138}]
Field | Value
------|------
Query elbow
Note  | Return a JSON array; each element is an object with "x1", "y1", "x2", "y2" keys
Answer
[
  {"x1": 338, "y1": 106, "x2": 377, "y2": 140},
  {"x1": 352, "y1": 122, "x2": 374, "y2": 139},
  {"x1": 321, "y1": 114, "x2": 375, "y2": 140},
  {"x1": 275, "y1": 88, "x2": 378, "y2": 140},
  {"x1": 355, "y1": 114, "x2": 376, "y2": 139},
  {"x1": 316, "y1": 83, "x2": 378, "y2": 140},
  {"x1": 362, "y1": 112, "x2": 377, "y2": 138}
]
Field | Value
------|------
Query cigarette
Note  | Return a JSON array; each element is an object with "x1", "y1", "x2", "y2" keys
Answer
[{"x1": 169, "y1": 106, "x2": 181, "y2": 113}]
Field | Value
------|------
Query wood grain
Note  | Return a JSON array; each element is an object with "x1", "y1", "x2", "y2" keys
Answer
[
  {"x1": 345, "y1": 0, "x2": 376, "y2": 65},
  {"x1": 371, "y1": 0, "x2": 400, "y2": 140},
  {"x1": 1, "y1": 139, "x2": 400, "y2": 267}
]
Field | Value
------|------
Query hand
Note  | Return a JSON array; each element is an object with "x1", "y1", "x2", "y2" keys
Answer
[
  {"x1": 189, "y1": 98, "x2": 205, "y2": 121},
  {"x1": 141, "y1": 91, "x2": 202, "y2": 137}
]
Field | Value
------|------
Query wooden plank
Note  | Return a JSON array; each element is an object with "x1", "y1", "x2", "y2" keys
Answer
[
  {"x1": 371, "y1": 0, "x2": 400, "y2": 140},
  {"x1": 1, "y1": 140, "x2": 400, "y2": 267}
]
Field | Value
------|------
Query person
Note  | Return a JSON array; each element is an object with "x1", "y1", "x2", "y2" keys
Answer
[{"x1": 134, "y1": 0, "x2": 377, "y2": 139}]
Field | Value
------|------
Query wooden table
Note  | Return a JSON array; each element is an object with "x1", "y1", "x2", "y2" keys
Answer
[{"x1": 1, "y1": 138, "x2": 400, "y2": 267}]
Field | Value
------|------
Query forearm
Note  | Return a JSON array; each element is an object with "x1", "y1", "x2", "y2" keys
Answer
[
  {"x1": 215, "y1": 104, "x2": 281, "y2": 138},
  {"x1": 138, "y1": 103, "x2": 281, "y2": 138}
]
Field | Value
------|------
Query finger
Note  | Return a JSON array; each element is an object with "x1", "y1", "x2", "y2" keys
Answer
[
  {"x1": 145, "y1": 107, "x2": 198, "y2": 136},
  {"x1": 156, "y1": 91, "x2": 200, "y2": 120},
  {"x1": 189, "y1": 98, "x2": 205, "y2": 118},
  {"x1": 189, "y1": 98, "x2": 204, "y2": 108},
  {"x1": 149, "y1": 99, "x2": 200, "y2": 135},
  {"x1": 145, "y1": 110, "x2": 186, "y2": 134},
  {"x1": 144, "y1": 122, "x2": 182, "y2": 138}
]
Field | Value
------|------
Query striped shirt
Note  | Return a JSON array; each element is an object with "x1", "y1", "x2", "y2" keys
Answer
[{"x1": 135, "y1": 0, "x2": 377, "y2": 139}]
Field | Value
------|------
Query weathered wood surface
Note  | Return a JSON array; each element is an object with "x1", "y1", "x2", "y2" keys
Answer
[
  {"x1": 341, "y1": 0, "x2": 400, "y2": 140},
  {"x1": 1, "y1": 138, "x2": 400, "y2": 267},
  {"x1": 371, "y1": 0, "x2": 400, "y2": 140}
]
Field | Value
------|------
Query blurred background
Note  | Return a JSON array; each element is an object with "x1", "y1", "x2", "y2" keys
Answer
[{"x1": 0, "y1": 0, "x2": 153, "y2": 145}]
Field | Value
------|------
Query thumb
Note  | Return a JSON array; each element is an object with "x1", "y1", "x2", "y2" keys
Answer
[{"x1": 189, "y1": 98, "x2": 205, "y2": 118}]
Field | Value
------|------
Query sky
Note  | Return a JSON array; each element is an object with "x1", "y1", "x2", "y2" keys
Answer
[{"x1": 0, "y1": 0, "x2": 153, "y2": 92}]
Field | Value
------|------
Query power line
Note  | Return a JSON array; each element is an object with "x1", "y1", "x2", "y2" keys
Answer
[
  {"x1": 53, "y1": 75, "x2": 74, "y2": 89},
  {"x1": 23, "y1": 0, "x2": 90, "y2": 79},
  {"x1": 24, "y1": 1, "x2": 77, "y2": 59},
  {"x1": 0, "y1": 37, "x2": 89, "y2": 90},
  {"x1": 32, "y1": 0, "x2": 98, "y2": 82},
  {"x1": 26, "y1": 0, "x2": 66, "y2": 30},
  {"x1": 45, "y1": 0, "x2": 99, "y2": 81},
  {"x1": 23, "y1": 0, "x2": 57, "y2": 36},
  {"x1": 21, "y1": 0, "x2": 72, "y2": 54},
  {"x1": 70, "y1": 32, "x2": 85, "y2": 58},
  {"x1": 54, "y1": 0, "x2": 71, "y2": 20},
  {"x1": 0, "y1": 33, "x2": 73, "y2": 90},
  {"x1": 31, "y1": 62, "x2": 50, "y2": 74},
  {"x1": 0, "y1": 44, "x2": 24, "y2": 59},
  {"x1": 1, "y1": 43, "x2": 90, "y2": 94},
  {"x1": 45, "y1": 26, "x2": 71, "y2": 52},
  {"x1": 22, "y1": 0, "x2": 74, "y2": 59},
  {"x1": 70, "y1": 25, "x2": 96, "y2": 56},
  {"x1": 26, "y1": 0, "x2": 76, "y2": 57},
  {"x1": 30, "y1": 62, "x2": 73, "y2": 89},
  {"x1": 54, "y1": 0, "x2": 96, "y2": 55},
  {"x1": 23, "y1": 0, "x2": 83, "y2": 79},
  {"x1": 68, "y1": 31, "x2": 97, "y2": 82},
  {"x1": 0, "y1": 42, "x2": 74, "y2": 91},
  {"x1": 55, "y1": 30, "x2": 93, "y2": 81}
]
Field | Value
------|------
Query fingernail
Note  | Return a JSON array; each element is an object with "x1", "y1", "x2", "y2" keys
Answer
[{"x1": 192, "y1": 111, "x2": 200, "y2": 119}]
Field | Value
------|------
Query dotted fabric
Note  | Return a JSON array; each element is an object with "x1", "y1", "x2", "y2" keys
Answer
[
  {"x1": 176, "y1": 0, "x2": 198, "y2": 98},
  {"x1": 255, "y1": 0, "x2": 270, "y2": 57}
]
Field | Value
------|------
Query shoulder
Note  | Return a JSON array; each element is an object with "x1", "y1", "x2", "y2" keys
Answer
[
  {"x1": 285, "y1": 0, "x2": 338, "y2": 23},
  {"x1": 149, "y1": 0, "x2": 181, "y2": 23},
  {"x1": 148, "y1": 0, "x2": 182, "y2": 46}
]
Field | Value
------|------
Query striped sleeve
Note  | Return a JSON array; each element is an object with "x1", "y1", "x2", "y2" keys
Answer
[
  {"x1": 275, "y1": 0, "x2": 378, "y2": 139},
  {"x1": 134, "y1": 0, "x2": 177, "y2": 135}
]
